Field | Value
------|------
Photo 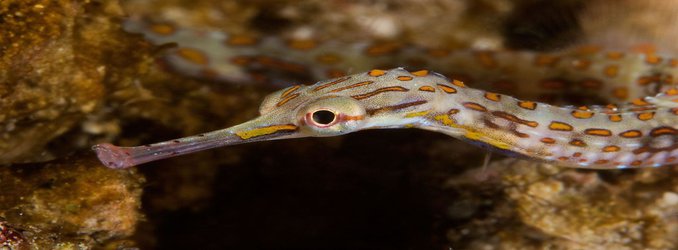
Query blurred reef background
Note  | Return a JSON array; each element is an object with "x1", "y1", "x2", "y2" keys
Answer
[{"x1": 1, "y1": 0, "x2": 678, "y2": 249}]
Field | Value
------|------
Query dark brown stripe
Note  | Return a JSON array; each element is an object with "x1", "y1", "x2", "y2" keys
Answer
[
  {"x1": 313, "y1": 77, "x2": 351, "y2": 91},
  {"x1": 491, "y1": 111, "x2": 539, "y2": 127},
  {"x1": 351, "y1": 86, "x2": 409, "y2": 100},
  {"x1": 366, "y1": 100, "x2": 428, "y2": 115},
  {"x1": 329, "y1": 81, "x2": 373, "y2": 93},
  {"x1": 650, "y1": 126, "x2": 678, "y2": 137}
]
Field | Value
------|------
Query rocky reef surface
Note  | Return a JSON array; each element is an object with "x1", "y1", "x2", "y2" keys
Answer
[{"x1": 1, "y1": 0, "x2": 677, "y2": 249}]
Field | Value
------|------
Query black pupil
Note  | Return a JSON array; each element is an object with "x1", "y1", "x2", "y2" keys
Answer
[{"x1": 312, "y1": 110, "x2": 336, "y2": 125}]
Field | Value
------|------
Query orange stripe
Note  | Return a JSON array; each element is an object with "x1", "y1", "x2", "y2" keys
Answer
[
  {"x1": 418, "y1": 86, "x2": 436, "y2": 92},
  {"x1": 548, "y1": 121, "x2": 573, "y2": 131},
  {"x1": 368, "y1": 69, "x2": 387, "y2": 77},
  {"x1": 281, "y1": 85, "x2": 301, "y2": 98},
  {"x1": 276, "y1": 93, "x2": 300, "y2": 107},
  {"x1": 436, "y1": 84, "x2": 457, "y2": 94},
  {"x1": 584, "y1": 128, "x2": 612, "y2": 137},
  {"x1": 463, "y1": 102, "x2": 488, "y2": 112},
  {"x1": 619, "y1": 130, "x2": 642, "y2": 138}
]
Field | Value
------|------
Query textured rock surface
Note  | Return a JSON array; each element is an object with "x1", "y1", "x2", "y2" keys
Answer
[
  {"x1": 444, "y1": 160, "x2": 678, "y2": 249},
  {"x1": 0, "y1": 0, "x2": 147, "y2": 164},
  {"x1": 0, "y1": 156, "x2": 144, "y2": 249}
]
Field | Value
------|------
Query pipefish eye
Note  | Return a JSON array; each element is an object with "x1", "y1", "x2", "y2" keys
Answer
[
  {"x1": 298, "y1": 96, "x2": 367, "y2": 136},
  {"x1": 310, "y1": 110, "x2": 337, "y2": 127}
]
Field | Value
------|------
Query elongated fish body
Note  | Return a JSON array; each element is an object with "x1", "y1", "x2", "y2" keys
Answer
[
  {"x1": 124, "y1": 19, "x2": 675, "y2": 103},
  {"x1": 92, "y1": 20, "x2": 678, "y2": 169}
]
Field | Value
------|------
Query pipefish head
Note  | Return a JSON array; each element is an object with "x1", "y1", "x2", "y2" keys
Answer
[
  {"x1": 258, "y1": 67, "x2": 444, "y2": 135},
  {"x1": 93, "y1": 68, "x2": 444, "y2": 168}
]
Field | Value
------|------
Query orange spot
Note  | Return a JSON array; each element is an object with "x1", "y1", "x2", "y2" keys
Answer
[
  {"x1": 631, "y1": 98, "x2": 650, "y2": 106},
  {"x1": 558, "y1": 156, "x2": 570, "y2": 161},
  {"x1": 410, "y1": 70, "x2": 429, "y2": 76},
  {"x1": 672, "y1": 108, "x2": 678, "y2": 115},
  {"x1": 150, "y1": 23, "x2": 176, "y2": 35},
  {"x1": 668, "y1": 156, "x2": 677, "y2": 162},
  {"x1": 365, "y1": 42, "x2": 402, "y2": 56},
  {"x1": 665, "y1": 88, "x2": 678, "y2": 96},
  {"x1": 619, "y1": 130, "x2": 642, "y2": 138},
  {"x1": 451, "y1": 79, "x2": 466, "y2": 88},
  {"x1": 645, "y1": 54, "x2": 662, "y2": 65},
  {"x1": 397, "y1": 76, "x2": 413, "y2": 81},
  {"x1": 612, "y1": 87, "x2": 629, "y2": 100},
  {"x1": 315, "y1": 53, "x2": 342, "y2": 64},
  {"x1": 594, "y1": 159, "x2": 610, "y2": 165},
  {"x1": 436, "y1": 84, "x2": 457, "y2": 94},
  {"x1": 463, "y1": 102, "x2": 488, "y2": 112},
  {"x1": 571, "y1": 109, "x2": 594, "y2": 119},
  {"x1": 226, "y1": 34, "x2": 258, "y2": 46},
  {"x1": 606, "y1": 51, "x2": 624, "y2": 60},
  {"x1": 517, "y1": 101, "x2": 537, "y2": 110},
  {"x1": 287, "y1": 39, "x2": 317, "y2": 50},
  {"x1": 534, "y1": 54, "x2": 559, "y2": 67},
  {"x1": 630, "y1": 160, "x2": 643, "y2": 166},
  {"x1": 177, "y1": 48, "x2": 209, "y2": 65},
  {"x1": 540, "y1": 137, "x2": 556, "y2": 144},
  {"x1": 603, "y1": 65, "x2": 619, "y2": 78},
  {"x1": 609, "y1": 114, "x2": 622, "y2": 122},
  {"x1": 548, "y1": 121, "x2": 574, "y2": 131},
  {"x1": 602, "y1": 145, "x2": 620, "y2": 152},
  {"x1": 671, "y1": 58, "x2": 678, "y2": 67},
  {"x1": 475, "y1": 51, "x2": 497, "y2": 68},
  {"x1": 448, "y1": 109, "x2": 460, "y2": 115},
  {"x1": 368, "y1": 69, "x2": 387, "y2": 77},
  {"x1": 637, "y1": 112, "x2": 655, "y2": 121},
  {"x1": 484, "y1": 92, "x2": 501, "y2": 102},
  {"x1": 572, "y1": 152, "x2": 583, "y2": 157},
  {"x1": 569, "y1": 139, "x2": 587, "y2": 147},
  {"x1": 418, "y1": 86, "x2": 436, "y2": 92},
  {"x1": 584, "y1": 128, "x2": 612, "y2": 137}
]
